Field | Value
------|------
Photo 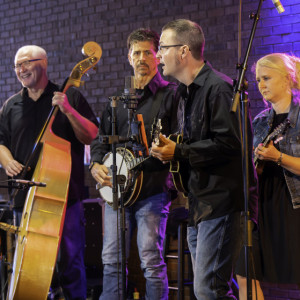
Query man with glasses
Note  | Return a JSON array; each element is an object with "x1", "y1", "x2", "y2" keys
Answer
[
  {"x1": 89, "y1": 28, "x2": 179, "y2": 300},
  {"x1": 151, "y1": 19, "x2": 258, "y2": 299},
  {"x1": 0, "y1": 45, "x2": 99, "y2": 299}
]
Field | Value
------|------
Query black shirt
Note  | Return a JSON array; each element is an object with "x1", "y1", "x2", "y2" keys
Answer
[
  {"x1": 0, "y1": 81, "x2": 99, "y2": 207},
  {"x1": 90, "y1": 72, "x2": 179, "y2": 200},
  {"x1": 174, "y1": 62, "x2": 258, "y2": 225}
]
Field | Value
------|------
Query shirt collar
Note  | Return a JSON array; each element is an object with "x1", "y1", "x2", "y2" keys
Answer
[
  {"x1": 146, "y1": 72, "x2": 169, "y2": 95},
  {"x1": 287, "y1": 91, "x2": 300, "y2": 128},
  {"x1": 192, "y1": 61, "x2": 212, "y2": 87},
  {"x1": 177, "y1": 61, "x2": 211, "y2": 97},
  {"x1": 20, "y1": 80, "x2": 55, "y2": 100},
  {"x1": 177, "y1": 61, "x2": 233, "y2": 98}
]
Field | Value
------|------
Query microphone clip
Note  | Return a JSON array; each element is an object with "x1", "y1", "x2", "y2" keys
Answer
[{"x1": 9, "y1": 179, "x2": 47, "y2": 190}]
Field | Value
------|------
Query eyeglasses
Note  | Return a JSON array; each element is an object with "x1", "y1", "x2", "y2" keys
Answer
[
  {"x1": 158, "y1": 44, "x2": 183, "y2": 52},
  {"x1": 13, "y1": 59, "x2": 43, "y2": 70}
]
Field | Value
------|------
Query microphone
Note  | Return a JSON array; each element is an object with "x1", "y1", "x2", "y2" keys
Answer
[
  {"x1": 124, "y1": 76, "x2": 136, "y2": 96},
  {"x1": 10, "y1": 179, "x2": 47, "y2": 187},
  {"x1": 122, "y1": 76, "x2": 140, "y2": 125},
  {"x1": 122, "y1": 76, "x2": 140, "y2": 104},
  {"x1": 271, "y1": 0, "x2": 285, "y2": 14}
]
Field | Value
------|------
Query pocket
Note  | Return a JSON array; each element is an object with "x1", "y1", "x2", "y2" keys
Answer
[
  {"x1": 289, "y1": 135, "x2": 300, "y2": 157},
  {"x1": 253, "y1": 131, "x2": 266, "y2": 148}
]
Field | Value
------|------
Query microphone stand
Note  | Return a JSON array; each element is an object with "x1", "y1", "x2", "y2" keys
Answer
[
  {"x1": 231, "y1": 1, "x2": 264, "y2": 299},
  {"x1": 118, "y1": 95, "x2": 139, "y2": 300},
  {"x1": 108, "y1": 96, "x2": 127, "y2": 300},
  {"x1": 103, "y1": 92, "x2": 139, "y2": 300}
]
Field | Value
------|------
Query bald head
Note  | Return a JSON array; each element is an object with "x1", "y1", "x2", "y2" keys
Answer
[
  {"x1": 14, "y1": 45, "x2": 49, "y2": 95},
  {"x1": 14, "y1": 45, "x2": 47, "y2": 65}
]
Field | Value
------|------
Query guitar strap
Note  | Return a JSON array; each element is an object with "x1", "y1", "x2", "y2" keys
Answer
[{"x1": 177, "y1": 96, "x2": 185, "y2": 137}]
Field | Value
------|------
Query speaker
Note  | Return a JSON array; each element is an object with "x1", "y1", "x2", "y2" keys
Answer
[{"x1": 83, "y1": 198, "x2": 104, "y2": 281}]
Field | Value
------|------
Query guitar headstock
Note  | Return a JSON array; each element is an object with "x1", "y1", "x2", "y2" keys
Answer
[{"x1": 62, "y1": 41, "x2": 102, "y2": 93}]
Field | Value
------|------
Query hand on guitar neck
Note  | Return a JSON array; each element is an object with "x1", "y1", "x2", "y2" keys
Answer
[
  {"x1": 254, "y1": 118, "x2": 290, "y2": 175},
  {"x1": 151, "y1": 134, "x2": 176, "y2": 163},
  {"x1": 151, "y1": 133, "x2": 188, "y2": 197}
]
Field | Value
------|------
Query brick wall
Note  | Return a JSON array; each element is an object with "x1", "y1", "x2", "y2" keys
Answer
[
  {"x1": 0, "y1": 0, "x2": 300, "y2": 299},
  {"x1": 0, "y1": 0, "x2": 299, "y2": 119}
]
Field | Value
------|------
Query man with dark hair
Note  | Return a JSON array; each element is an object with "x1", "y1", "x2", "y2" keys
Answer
[
  {"x1": 90, "y1": 28, "x2": 179, "y2": 300},
  {"x1": 127, "y1": 28, "x2": 159, "y2": 52},
  {"x1": 152, "y1": 19, "x2": 258, "y2": 299}
]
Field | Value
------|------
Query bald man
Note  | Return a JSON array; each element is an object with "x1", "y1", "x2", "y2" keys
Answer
[{"x1": 0, "y1": 45, "x2": 99, "y2": 299}]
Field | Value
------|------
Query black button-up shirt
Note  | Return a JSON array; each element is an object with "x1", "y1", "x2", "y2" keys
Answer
[
  {"x1": 0, "y1": 81, "x2": 99, "y2": 207},
  {"x1": 91, "y1": 72, "x2": 179, "y2": 200},
  {"x1": 174, "y1": 62, "x2": 258, "y2": 226}
]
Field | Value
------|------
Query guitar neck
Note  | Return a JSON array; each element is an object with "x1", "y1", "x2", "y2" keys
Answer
[{"x1": 254, "y1": 120, "x2": 289, "y2": 166}]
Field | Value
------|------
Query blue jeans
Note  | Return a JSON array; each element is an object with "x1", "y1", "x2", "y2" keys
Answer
[
  {"x1": 100, "y1": 193, "x2": 171, "y2": 300},
  {"x1": 57, "y1": 201, "x2": 87, "y2": 300},
  {"x1": 187, "y1": 212, "x2": 241, "y2": 300}
]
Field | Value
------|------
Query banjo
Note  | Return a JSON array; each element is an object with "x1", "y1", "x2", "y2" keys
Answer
[
  {"x1": 97, "y1": 118, "x2": 162, "y2": 207},
  {"x1": 96, "y1": 147, "x2": 143, "y2": 207}
]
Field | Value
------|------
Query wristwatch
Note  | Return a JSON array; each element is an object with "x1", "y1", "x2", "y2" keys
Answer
[{"x1": 89, "y1": 161, "x2": 97, "y2": 171}]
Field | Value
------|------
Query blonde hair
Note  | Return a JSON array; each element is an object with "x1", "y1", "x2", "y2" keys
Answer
[{"x1": 255, "y1": 53, "x2": 300, "y2": 90}]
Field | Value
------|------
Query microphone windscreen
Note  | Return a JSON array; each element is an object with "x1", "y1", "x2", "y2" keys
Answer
[{"x1": 124, "y1": 76, "x2": 136, "y2": 94}]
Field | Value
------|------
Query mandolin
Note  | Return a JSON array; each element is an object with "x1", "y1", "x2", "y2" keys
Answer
[{"x1": 254, "y1": 118, "x2": 290, "y2": 175}]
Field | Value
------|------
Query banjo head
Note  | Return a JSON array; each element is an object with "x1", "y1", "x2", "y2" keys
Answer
[{"x1": 98, "y1": 148, "x2": 142, "y2": 207}]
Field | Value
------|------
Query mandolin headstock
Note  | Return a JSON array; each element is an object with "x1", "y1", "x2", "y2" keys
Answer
[{"x1": 151, "y1": 118, "x2": 162, "y2": 146}]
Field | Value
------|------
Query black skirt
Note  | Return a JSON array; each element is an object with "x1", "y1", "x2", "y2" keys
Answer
[{"x1": 236, "y1": 113, "x2": 300, "y2": 283}]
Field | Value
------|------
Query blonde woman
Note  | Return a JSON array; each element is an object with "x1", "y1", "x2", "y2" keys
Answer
[{"x1": 236, "y1": 53, "x2": 300, "y2": 299}]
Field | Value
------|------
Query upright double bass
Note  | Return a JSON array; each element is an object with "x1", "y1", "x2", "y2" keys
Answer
[{"x1": 6, "y1": 42, "x2": 102, "y2": 300}]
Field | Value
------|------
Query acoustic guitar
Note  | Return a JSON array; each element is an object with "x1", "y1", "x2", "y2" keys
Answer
[
  {"x1": 168, "y1": 134, "x2": 189, "y2": 197},
  {"x1": 130, "y1": 128, "x2": 189, "y2": 198}
]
